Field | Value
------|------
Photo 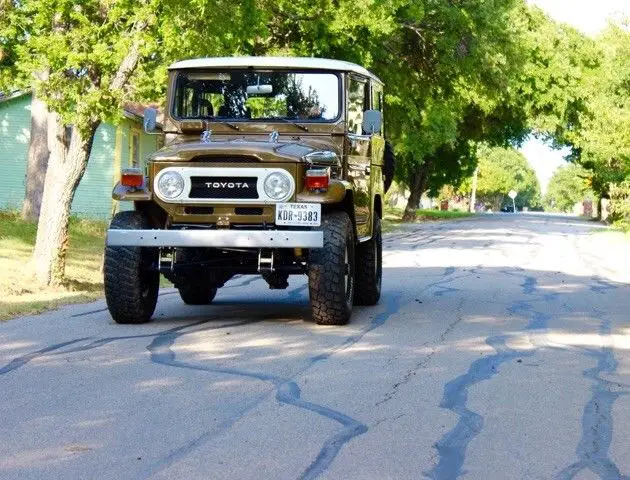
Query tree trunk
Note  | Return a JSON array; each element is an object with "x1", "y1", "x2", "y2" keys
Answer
[
  {"x1": 32, "y1": 116, "x2": 99, "y2": 285},
  {"x1": 492, "y1": 194, "x2": 503, "y2": 212},
  {"x1": 469, "y1": 166, "x2": 478, "y2": 213},
  {"x1": 30, "y1": 37, "x2": 143, "y2": 286},
  {"x1": 403, "y1": 160, "x2": 432, "y2": 221},
  {"x1": 22, "y1": 86, "x2": 50, "y2": 221},
  {"x1": 597, "y1": 195, "x2": 605, "y2": 221}
]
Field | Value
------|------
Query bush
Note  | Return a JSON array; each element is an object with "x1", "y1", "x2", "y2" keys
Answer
[{"x1": 609, "y1": 180, "x2": 630, "y2": 231}]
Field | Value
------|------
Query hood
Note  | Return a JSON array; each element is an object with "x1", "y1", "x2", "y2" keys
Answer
[{"x1": 150, "y1": 135, "x2": 341, "y2": 163}]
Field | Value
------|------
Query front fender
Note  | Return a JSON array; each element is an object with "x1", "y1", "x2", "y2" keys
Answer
[
  {"x1": 295, "y1": 179, "x2": 352, "y2": 204},
  {"x1": 112, "y1": 182, "x2": 152, "y2": 202}
]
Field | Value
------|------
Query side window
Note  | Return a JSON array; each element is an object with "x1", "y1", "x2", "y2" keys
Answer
[
  {"x1": 371, "y1": 84, "x2": 384, "y2": 135},
  {"x1": 348, "y1": 76, "x2": 367, "y2": 135},
  {"x1": 372, "y1": 85, "x2": 383, "y2": 111}
]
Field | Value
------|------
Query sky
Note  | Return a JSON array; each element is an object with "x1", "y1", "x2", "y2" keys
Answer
[{"x1": 519, "y1": 0, "x2": 629, "y2": 193}]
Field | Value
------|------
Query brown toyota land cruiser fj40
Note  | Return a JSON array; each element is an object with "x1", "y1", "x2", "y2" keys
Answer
[{"x1": 104, "y1": 57, "x2": 394, "y2": 325}]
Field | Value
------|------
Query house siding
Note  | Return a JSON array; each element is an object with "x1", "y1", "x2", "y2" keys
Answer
[
  {"x1": 115, "y1": 118, "x2": 159, "y2": 213},
  {"x1": 71, "y1": 124, "x2": 116, "y2": 218},
  {"x1": 0, "y1": 94, "x2": 160, "y2": 219},
  {"x1": 0, "y1": 95, "x2": 31, "y2": 210}
]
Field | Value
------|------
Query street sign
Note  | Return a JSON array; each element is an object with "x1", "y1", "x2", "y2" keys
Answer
[{"x1": 508, "y1": 190, "x2": 518, "y2": 213}]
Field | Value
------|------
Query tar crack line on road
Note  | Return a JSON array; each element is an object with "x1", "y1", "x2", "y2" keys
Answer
[
  {"x1": 555, "y1": 308, "x2": 630, "y2": 480},
  {"x1": 0, "y1": 337, "x2": 91, "y2": 375},
  {"x1": 376, "y1": 297, "x2": 465, "y2": 407},
  {"x1": 0, "y1": 285, "x2": 399, "y2": 480},
  {"x1": 425, "y1": 268, "x2": 553, "y2": 480},
  {"x1": 142, "y1": 293, "x2": 401, "y2": 480}
]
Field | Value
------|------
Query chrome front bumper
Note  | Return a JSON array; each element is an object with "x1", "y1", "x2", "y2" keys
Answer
[{"x1": 106, "y1": 229, "x2": 323, "y2": 248}]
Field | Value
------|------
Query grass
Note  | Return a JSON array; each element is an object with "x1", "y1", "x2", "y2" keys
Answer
[
  {"x1": 415, "y1": 209, "x2": 475, "y2": 220},
  {"x1": 591, "y1": 227, "x2": 630, "y2": 242},
  {"x1": 382, "y1": 207, "x2": 475, "y2": 232},
  {"x1": 0, "y1": 211, "x2": 108, "y2": 321}
]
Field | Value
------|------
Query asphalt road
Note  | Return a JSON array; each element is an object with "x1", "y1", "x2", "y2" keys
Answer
[{"x1": 2, "y1": 213, "x2": 630, "y2": 480}]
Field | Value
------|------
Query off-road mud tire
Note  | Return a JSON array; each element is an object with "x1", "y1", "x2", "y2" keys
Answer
[
  {"x1": 308, "y1": 211, "x2": 355, "y2": 325},
  {"x1": 178, "y1": 284, "x2": 217, "y2": 305},
  {"x1": 354, "y1": 214, "x2": 382, "y2": 306},
  {"x1": 104, "y1": 211, "x2": 159, "y2": 324}
]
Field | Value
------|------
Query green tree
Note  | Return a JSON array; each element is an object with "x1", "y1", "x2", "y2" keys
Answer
[
  {"x1": 544, "y1": 164, "x2": 593, "y2": 212},
  {"x1": 517, "y1": 8, "x2": 599, "y2": 149},
  {"x1": 571, "y1": 23, "x2": 630, "y2": 202},
  {"x1": 1, "y1": 0, "x2": 264, "y2": 285},
  {"x1": 391, "y1": 5, "x2": 601, "y2": 220},
  {"x1": 469, "y1": 146, "x2": 542, "y2": 211},
  {"x1": 255, "y1": 0, "x2": 537, "y2": 220},
  {"x1": 608, "y1": 181, "x2": 630, "y2": 230}
]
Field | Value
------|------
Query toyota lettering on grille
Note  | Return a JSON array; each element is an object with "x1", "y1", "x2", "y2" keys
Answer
[
  {"x1": 204, "y1": 182, "x2": 250, "y2": 189},
  {"x1": 189, "y1": 176, "x2": 259, "y2": 199}
]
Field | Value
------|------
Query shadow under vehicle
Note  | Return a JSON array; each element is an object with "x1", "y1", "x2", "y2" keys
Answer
[{"x1": 104, "y1": 57, "x2": 395, "y2": 326}]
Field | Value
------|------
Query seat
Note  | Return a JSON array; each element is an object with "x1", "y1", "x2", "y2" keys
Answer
[{"x1": 199, "y1": 99, "x2": 213, "y2": 117}]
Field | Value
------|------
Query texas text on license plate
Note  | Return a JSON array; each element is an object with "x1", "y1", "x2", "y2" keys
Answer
[{"x1": 276, "y1": 203, "x2": 321, "y2": 226}]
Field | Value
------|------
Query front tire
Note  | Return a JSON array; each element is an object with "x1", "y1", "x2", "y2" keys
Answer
[
  {"x1": 104, "y1": 211, "x2": 159, "y2": 324},
  {"x1": 354, "y1": 214, "x2": 382, "y2": 306},
  {"x1": 308, "y1": 211, "x2": 355, "y2": 325}
]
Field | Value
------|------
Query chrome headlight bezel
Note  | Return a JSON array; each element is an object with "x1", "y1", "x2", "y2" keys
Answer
[
  {"x1": 156, "y1": 170, "x2": 185, "y2": 200},
  {"x1": 263, "y1": 171, "x2": 293, "y2": 202}
]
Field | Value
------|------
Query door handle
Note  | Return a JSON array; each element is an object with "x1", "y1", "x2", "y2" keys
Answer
[{"x1": 365, "y1": 165, "x2": 371, "y2": 175}]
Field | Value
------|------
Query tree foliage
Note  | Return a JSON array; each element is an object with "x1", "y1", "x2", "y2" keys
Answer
[
  {"x1": 1, "y1": 0, "x2": 264, "y2": 125},
  {"x1": 464, "y1": 146, "x2": 542, "y2": 211},
  {"x1": 544, "y1": 164, "x2": 593, "y2": 212},
  {"x1": 608, "y1": 181, "x2": 630, "y2": 231},
  {"x1": 570, "y1": 23, "x2": 630, "y2": 198}
]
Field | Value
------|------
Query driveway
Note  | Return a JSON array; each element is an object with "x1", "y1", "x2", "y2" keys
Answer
[{"x1": 1, "y1": 213, "x2": 629, "y2": 479}]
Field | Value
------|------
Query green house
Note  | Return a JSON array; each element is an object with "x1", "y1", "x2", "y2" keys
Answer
[{"x1": 0, "y1": 92, "x2": 160, "y2": 218}]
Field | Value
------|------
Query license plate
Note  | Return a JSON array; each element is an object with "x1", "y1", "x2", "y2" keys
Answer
[{"x1": 276, "y1": 203, "x2": 321, "y2": 226}]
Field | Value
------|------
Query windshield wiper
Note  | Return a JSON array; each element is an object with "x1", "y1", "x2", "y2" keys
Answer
[
  {"x1": 275, "y1": 118, "x2": 309, "y2": 132},
  {"x1": 216, "y1": 120, "x2": 241, "y2": 131}
]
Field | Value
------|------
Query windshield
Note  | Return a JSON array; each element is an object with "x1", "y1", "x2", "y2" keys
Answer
[{"x1": 172, "y1": 70, "x2": 340, "y2": 123}]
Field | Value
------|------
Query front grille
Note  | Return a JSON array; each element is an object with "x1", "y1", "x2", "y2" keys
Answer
[
  {"x1": 189, "y1": 176, "x2": 259, "y2": 199},
  {"x1": 191, "y1": 156, "x2": 260, "y2": 163},
  {"x1": 184, "y1": 207, "x2": 214, "y2": 215},
  {"x1": 235, "y1": 207, "x2": 263, "y2": 215}
]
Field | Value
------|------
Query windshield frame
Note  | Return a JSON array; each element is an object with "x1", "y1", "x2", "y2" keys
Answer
[{"x1": 169, "y1": 69, "x2": 344, "y2": 125}]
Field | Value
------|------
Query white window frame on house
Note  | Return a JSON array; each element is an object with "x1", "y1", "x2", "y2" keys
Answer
[{"x1": 129, "y1": 128, "x2": 140, "y2": 167}]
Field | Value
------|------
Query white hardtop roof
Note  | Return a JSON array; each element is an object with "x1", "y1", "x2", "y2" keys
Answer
[{"x1": 168, "y1": 56, "x2": 383, "y2": 84}]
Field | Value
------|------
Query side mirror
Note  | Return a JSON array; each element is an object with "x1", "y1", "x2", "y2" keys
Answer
[
  {"x1": 143, "y1": 107, "x2": 158, "y2": 133},
  {"x1": 362, "y1": 110, "x2": 382, "y2": 135}
]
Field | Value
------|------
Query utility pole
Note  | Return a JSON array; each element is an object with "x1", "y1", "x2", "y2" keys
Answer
[{"x1": 469, "y1": 167, "x2": 478, "y2": 213}]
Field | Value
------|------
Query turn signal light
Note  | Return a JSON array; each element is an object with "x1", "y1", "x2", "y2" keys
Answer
[
  {"x1": 121, "y1": 168, "x2": 144, "y2": 188},
  {"x1": 305, "y1": 168, "x2": 330, "y2": 191}
]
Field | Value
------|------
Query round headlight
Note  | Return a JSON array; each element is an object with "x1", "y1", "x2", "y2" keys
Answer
[
  {"x1": 157, "y1": 171, "x2": 184, "y2": 199},
  {"x1": 264, "y1": 171, "x2": 292, "y2": 201}
]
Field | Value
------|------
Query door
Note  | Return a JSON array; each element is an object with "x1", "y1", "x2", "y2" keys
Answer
[
  {"x1": 346, "y1": 75, "x2": 371, "y2": 240},
  {"x1": 369, "y1": 82, "x2": 385, "y2": 215}
]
